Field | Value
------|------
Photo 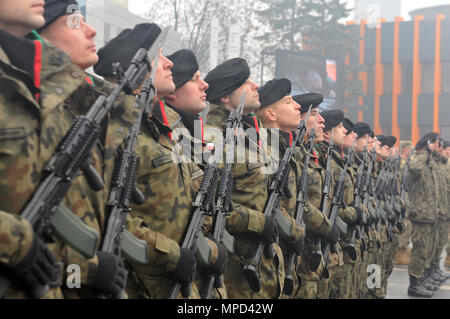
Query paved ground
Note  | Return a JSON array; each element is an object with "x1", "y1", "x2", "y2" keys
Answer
[{"x1": 386, "y1": 265, "x2": 450, "y2": 299}]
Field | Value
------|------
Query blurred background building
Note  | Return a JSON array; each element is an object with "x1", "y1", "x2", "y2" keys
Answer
[
  {"x1": 345, "y1": 4, "x2": 450, "y2": 143},
  {"x1": 353, "y1": 0, "x2": 402, "y2": 23},
  {"x1": 81, "y1": 0, "x2": 181, "y2": 54}
]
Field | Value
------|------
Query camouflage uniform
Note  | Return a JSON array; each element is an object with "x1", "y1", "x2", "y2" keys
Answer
[
  {"x1": 263, "y1": 130, "x2": 305, "y2": 299},
  {"x1": 430, "y1": 154, "x2": 449, "y2": 269},
  {"x1": 167, "y1": 102, "x2": 228, "y2": 299},
  {"x1": 0, "y1": 211, "x2": 34, "y2": 268},
  {"x1": 407, "y1": 151, "x2": 443, "y2": 279},
  {"x1": 396, "y1": 158, "x2": 412, "y2": 264},
  {"x1": 349, "y1": 151, "x2": 371, "y2": 299},
  {"x1": 294, "y1": 146, "x2": 335, "y2": 299},
  {"x1": 205, "y1": 105, "x2": 285, "y2": 299},
  {"x1": 126, "y1": 100, "x2": 218, "y2": 299},
  {"x1": 380, "y1": 164, "x2": 405, "y2": 298},
  {"x1": 327, "y1": 146, "x2": 359, "y2": 299},
  {"x1": 0, "y1": 33, "x2": 140, "y2": 298},
  {"x1": 315, "y1": 142, "x2": 353, "y2": 299}
]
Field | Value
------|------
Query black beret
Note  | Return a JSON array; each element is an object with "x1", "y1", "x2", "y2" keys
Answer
[
  {"x1": 94, "y1": 23, "x2": 161, "y2": 78},
  {"x1": 320, "y1": 109, "x2": 344, "y2": 132},
  {"x1": 258, "y1": 78, "x2": 291, "y2": 108},
  {"x1": 353, "y1": 122, "x2": 373, "y2": 138},
  {"x1": 376, "y1": 135, "x2": 389, "y2": 147},
  {"x1": 38, "y1": 0, "x2": 79, "y2": 32},
  {"x1": 205, "y1": 58, "x2": 250, "y2": 102},
  {"x1": 415, "y1": 132, "x2": 439, "y2": 150},
  {"x1": 385, "y1": 136, "x2": 397, "y2": 148},
  {"x1": 342, "y1": 118, "x2": 354, "y2": 135},
  {"x1": 293, "y1": 93, "x2": 323, "y2": 113},
  {"x1": 167, "y1": 49, "x2": 199, "y2": 90}
]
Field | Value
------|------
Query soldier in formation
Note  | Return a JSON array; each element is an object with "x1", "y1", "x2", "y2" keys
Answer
[{"x1": 0, "y1": 0, "x2": 448, "y2": 300}]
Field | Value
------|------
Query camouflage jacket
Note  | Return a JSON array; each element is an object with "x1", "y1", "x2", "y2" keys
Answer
[
  {"x1": 266, "y1": 129, "x2": 304, "y2": 245},
  {"x1": 315, "y1": 142, "x2": 358, "y2": 225},
  {"x1": 297, "y1": 145, "x2": 333, "y2": 238},
  {"x1": 0, "y1": 210, "x2": 34, "y2": 268},
  {"x1": 437, "y1": 154, "x2": 449, "y2": 220},
  {"x1": 206, "y1": 104, "x2": 285, "y2": 298},
  {"x1": 0, "y1": 34, "x2": 139, "y2": 298},
  {"x1": 407, "y1": 151, "x2": 444, "y2": 223},
  {"x1": 127, "y1": 100, "x2": 216, "y2": 299}
]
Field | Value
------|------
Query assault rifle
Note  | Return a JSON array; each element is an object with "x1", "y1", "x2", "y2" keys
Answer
[
  {"x1": 400, "y1": 149, "x2": 414, "y2": 210},
  {"x1": 200, "y1": 99, "x2": 242, "y2": 299},
  {"x1": 97, "y1": 49, "x2": 166, "y2": 299},
  {"x1": 167, "y1": 92, "x2": 245, "y2": 299},
  {"x1": 0, "y1": 27, "x2": 170, "y2": 299},
  {"x1": 345, "y1": 142, "x2": 369, "y2": 260},
  {"x1": 374, "y1": 158, "x2": 393, "y2": 241},
  {"x1": 242, "y1": 107, "x2": 312, "y2": 293},
  {"x1": 309, "y1": 127, "x2": 335, "y2": 273},
  {"x1": 283, "y1": 113, "x2": 317, "y2": 296},
  {"x1": 322, "y1": 139, "x2": 356, "y2": 276}
]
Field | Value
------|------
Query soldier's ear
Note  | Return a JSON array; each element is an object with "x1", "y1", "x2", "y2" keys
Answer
[
  {"x1": 166, "y1": 92, "x2": 176, "y2": 103},
  {"x1": 264, "y1": 107, "x2": 277, "y2": 122},
  {"x1": 220, "y1": 95, "x2": 231, "y2": 104}
]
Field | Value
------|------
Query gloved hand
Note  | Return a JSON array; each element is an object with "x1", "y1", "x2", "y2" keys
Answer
[
  {"x1": 366, "y1": 215, "x2": 373, "y2": 227},
  {"x1": 91, "y1": 251, "x2": 127, "y2": 297},
  {"x1": 287, "y1": 236, "x2": 305, "y2": 256},
  {"x1": 11, "y1": 234, "x2": 60, "y2": 292},
  {"x1": 325, "y1": 224, "x2": 339, "y2": 245},
  {"x1": 172, "y1": 248, "x2": 196, "y2": 286},
  {"x1": 353, "y1": 206, "x2": 365, "y2": 226},
  {"x1": 259, "y1": 215, "x2": 279, "y2": 244},
  {"x1": 205, "y1": 240, "x2": 228, "y2": 277}
]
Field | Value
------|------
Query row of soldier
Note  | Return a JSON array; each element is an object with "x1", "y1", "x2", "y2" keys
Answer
[{"x1": 0, "y1": 0, "x2": 448, "y2": 299}]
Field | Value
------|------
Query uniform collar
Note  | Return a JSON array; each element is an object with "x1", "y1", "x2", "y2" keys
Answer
[
  {"x1": 0, "y1": 29, "x2": 39, "y2": 95},
  {"x1": 167, "y1": 103, "x2": 205, "y2": 145}
]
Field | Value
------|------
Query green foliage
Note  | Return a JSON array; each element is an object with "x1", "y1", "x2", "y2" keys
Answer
[{"x1": 256, "y1": 0, "x2": 364, "y2": 112}]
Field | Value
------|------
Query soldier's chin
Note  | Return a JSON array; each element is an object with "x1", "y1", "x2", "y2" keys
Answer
[
  {"x1": 245, "y1": 101, "x2": 261, "y2": 113},
  {"x1": 29, "y1": 16, "x2": 46, "y2": 30}
]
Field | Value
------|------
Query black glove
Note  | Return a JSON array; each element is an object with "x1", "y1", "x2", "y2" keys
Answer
[
  {"x1": 11, "y1": 234, "x2": 60, "y2": 292},
  {"x1": 353, "y1": 206, "x2": 365, "y2": 226},
  {"x1": 91, "y1": 252, "x2": 127, "y2": 297},
  {"x1": 206, "y1": 241, "x2": 228, "y2": 277},
  {"x1": 259, "y1": 215, "x2": 279, "y2": 244},
  {"x1": 325, "y1": 224, "x2": 339, "y2": 245},
  {"x1": 366, "y1": 215, "x2": 373, "y2": 227},
  {"x1": 173, "y1": 248, "x2": 196, "y2": 286},
  {"x1": 288, "y1": 236, "x2": 305, "y2": 256}
]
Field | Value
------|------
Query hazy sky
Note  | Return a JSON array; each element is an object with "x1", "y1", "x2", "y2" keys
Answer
[
  {"x1": 401, "y1": 0, "x2": 450, "y2": 17},
  {"x1": 129, "y1": 0, "x2": 450, "y2": 20}
]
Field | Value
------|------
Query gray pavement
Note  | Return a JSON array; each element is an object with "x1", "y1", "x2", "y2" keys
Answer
[{"x1": 386, "y1": 265, "x2": 450, "y2": 299}]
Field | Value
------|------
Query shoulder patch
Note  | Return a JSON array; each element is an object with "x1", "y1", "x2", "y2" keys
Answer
[
  {"x1": 191, "y1": 169, "x2": 204, "y2": 180},
  {"x1": 152, "y1": 154, "x2": 173, "y2": 167},
  {"x1": 0, "y1": 127, "x2": 25, "y2": 141},
  {"x1": 247, "y1": 162, "x2": 263, "y2": 171}
]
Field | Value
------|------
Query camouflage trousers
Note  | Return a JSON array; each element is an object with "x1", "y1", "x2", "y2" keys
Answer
[
  {"x1": 355, "y1": 231, "x2": 371, "y2": 298},
  {"x1": 223, "y1": 244, "x2": 285, "y2": 299},
  {"x1": 350, "y1": 239, "x2": 364, "y2": 299},
  {"x1": 125, "y1": 269, "x2": 201, "y2": 299},
  {"x1": 329, "y1": 244, "x2": 357, "y2": 299},
  {"x1": 317, "y1": 245, "x2": 344, "y2": 299},
  {"x1": 431, "y1": 219, "x2": 450, "y2": 267},
  {"x1": 409, "y1": 222, "x2": 437, "y2": 278},
  {"x1": 293, "y1": 242, "x2": 324, "y2": 299},
  {"x1": 360, "y1": 240, "x2": 379, "y2": 299},
  {"x1": 398, "y1": 218, "x2": 412, "y2": 250},
  {"x1": 380, "y1": 231, "x2": 400, "y2": 297},
  {"x1": 367, "y1": 224, "x2": 388, "y2": 298}
]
